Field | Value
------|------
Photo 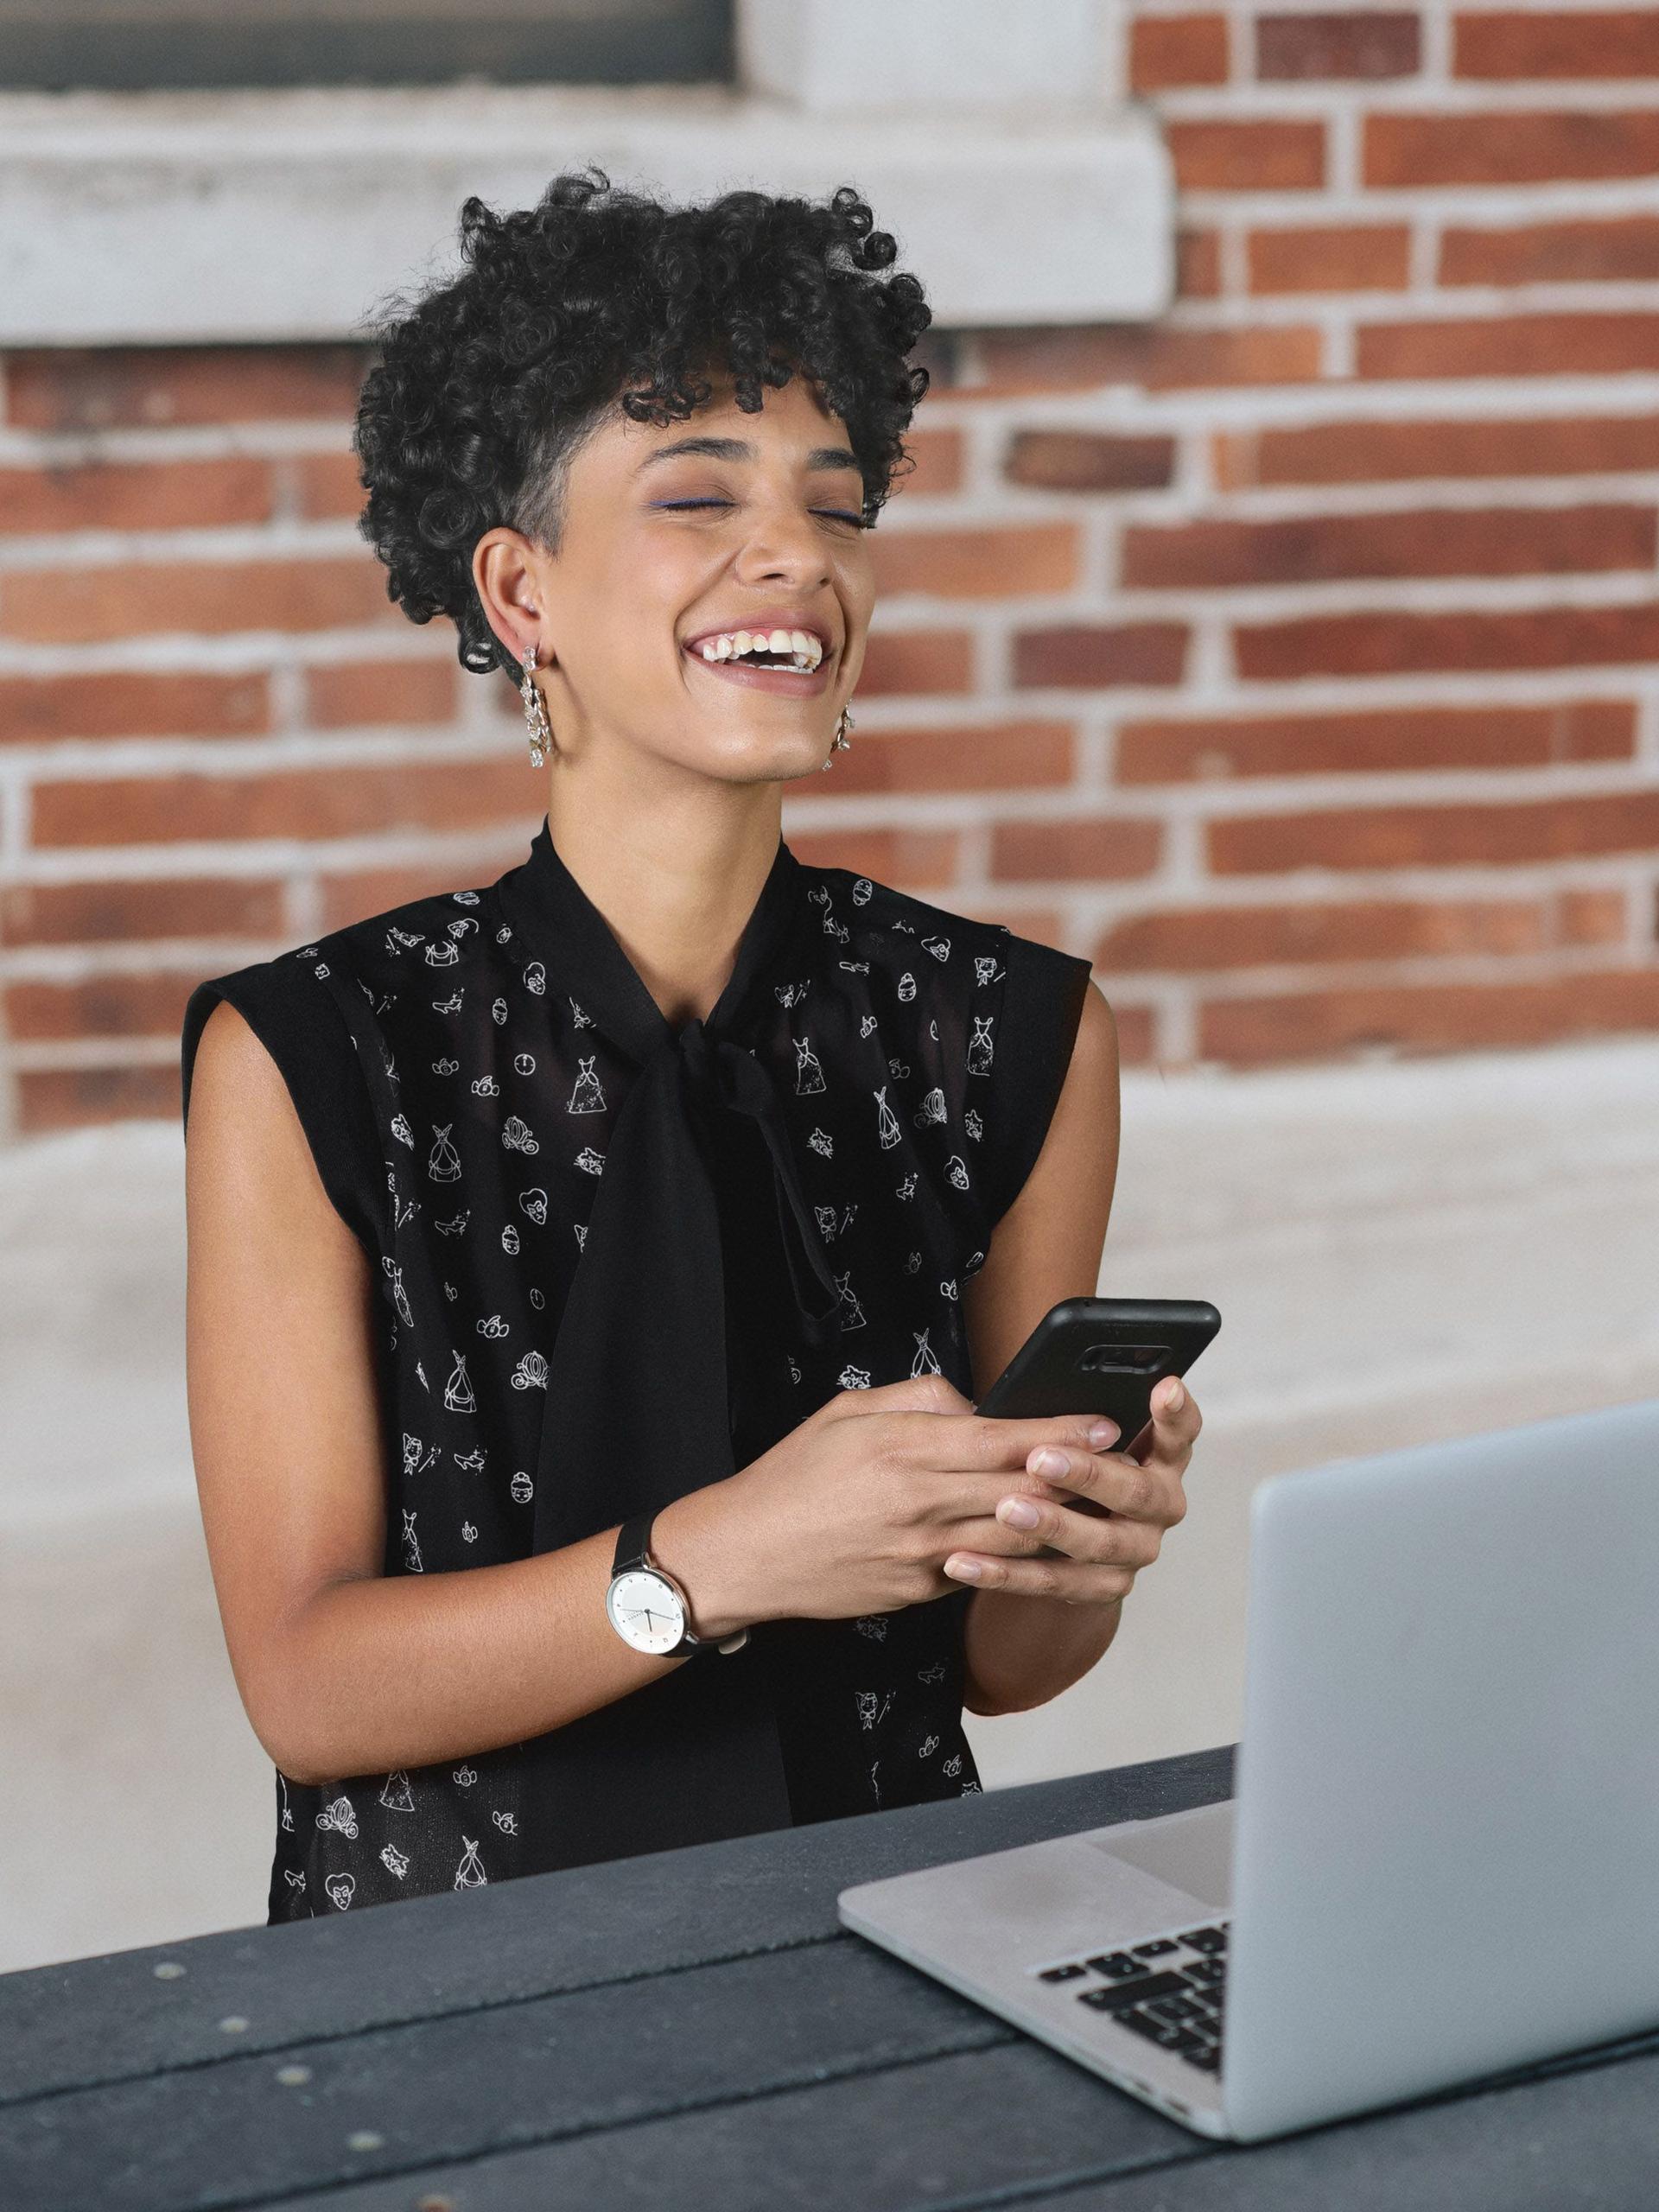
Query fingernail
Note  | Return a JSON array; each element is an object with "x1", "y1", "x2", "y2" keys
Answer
[
  {"x1": 1033, "y1": 1447, "x2": 1067, "y2": 1475},
  {"x1": 944, "y1": 1556, "x2": 982, "y2": 1581},
  {"x1": 1000, "y1": 1497, "x2": 1041, "y2": 1529},
  {"x1": 1088, "y1": 1419, "x2": 1119, "y2": 1447},
  {"x1": 1164, "y1": 1380, "x2": 1185, "y2": 1412}
]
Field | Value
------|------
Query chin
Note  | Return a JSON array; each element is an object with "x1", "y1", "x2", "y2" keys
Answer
[{"x1": 695, "y1": 728, "x2": 835, "y2": 780}]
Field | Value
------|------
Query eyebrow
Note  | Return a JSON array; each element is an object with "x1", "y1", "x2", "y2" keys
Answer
[{"x1": 635, "y1": 435, "x2": 862, "y2": 477}]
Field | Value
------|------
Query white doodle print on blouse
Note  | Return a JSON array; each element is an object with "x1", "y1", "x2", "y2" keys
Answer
[{"x1": 317, "y1": 1793, "x2": 359, "y2": 1838}]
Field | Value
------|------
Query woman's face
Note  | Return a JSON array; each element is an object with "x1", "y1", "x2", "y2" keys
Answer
[{"x1": 481, "y1": 366, "x2": 875, "y2": 789}]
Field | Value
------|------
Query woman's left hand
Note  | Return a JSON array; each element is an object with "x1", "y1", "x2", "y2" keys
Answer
[{"x1": 944, "y1": 1375, "x2": 1201, "y2": 1605}]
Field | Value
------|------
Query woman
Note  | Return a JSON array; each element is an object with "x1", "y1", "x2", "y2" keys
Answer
[{"x1": 181, "y1": 168, "x2": 1201, "y2": 1922}]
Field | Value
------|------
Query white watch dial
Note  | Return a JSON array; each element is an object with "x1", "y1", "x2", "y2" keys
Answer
[{"x1": 607, "y1": 1567, "x2": 688, "y2": 1655}]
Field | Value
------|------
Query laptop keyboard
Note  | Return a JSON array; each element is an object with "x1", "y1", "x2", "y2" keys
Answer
[{"x1": 1032, "y1": 1922, "x2": 1229, "y2": 2073}]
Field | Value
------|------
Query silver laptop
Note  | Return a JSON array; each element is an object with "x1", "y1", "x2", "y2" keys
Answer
[{"x1": 838, "y1": 1396, "x2": 1659, "y2": 2142}]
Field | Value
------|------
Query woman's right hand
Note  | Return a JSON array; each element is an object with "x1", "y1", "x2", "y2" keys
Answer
[{"x1": 666, "y1": 1372, "x2": 1121, "y2": 1630}]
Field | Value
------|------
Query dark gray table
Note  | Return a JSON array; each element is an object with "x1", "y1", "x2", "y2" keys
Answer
[{"x1": 4, "y1": 1745, "x2": 1657, "y2": 2210}]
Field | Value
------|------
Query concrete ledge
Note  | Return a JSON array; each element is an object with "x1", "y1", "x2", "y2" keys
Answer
[
  {"x1": 0, "y1": 84, "x2": 1173, "y2": 346},
  {"x1": 3, "y1": 1033, "x2": 1654, "y2": 1970}
]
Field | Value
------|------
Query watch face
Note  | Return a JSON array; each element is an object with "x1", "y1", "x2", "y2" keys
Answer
[{"x1": 607, "y1": 1568, "x2": 687, "y2": 1655}]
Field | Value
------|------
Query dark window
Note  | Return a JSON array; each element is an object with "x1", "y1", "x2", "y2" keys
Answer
[{"x1": 0, "y1": 0, "x2": 734, "y2": 92}]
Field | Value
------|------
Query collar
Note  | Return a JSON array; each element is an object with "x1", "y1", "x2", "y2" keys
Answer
[{"x1": 494, "y1": 813, "x2": 814, "y2": 1067}]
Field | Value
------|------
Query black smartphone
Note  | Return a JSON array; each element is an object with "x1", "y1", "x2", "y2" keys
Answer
[{"x1": 972, "y1": 1296, "x2": 1221, "y2": 1460}]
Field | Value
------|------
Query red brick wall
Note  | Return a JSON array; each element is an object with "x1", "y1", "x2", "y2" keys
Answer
[{"x1": 4, "y1": 19, "x2": 1659, "y2": 1133}]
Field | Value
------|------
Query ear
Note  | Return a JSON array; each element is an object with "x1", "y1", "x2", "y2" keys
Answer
[{"x1": 471, "y1": 527, "x2": 554, "y2": 665}]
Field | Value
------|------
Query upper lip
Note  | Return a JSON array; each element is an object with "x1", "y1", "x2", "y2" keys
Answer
[{"x1": 682, "y1": 612, "x2": 836, "y2": 655}]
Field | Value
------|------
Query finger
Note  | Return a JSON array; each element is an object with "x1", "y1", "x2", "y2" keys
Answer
[
  {"x1": 953, "y1": 1408, "x2": 1124, "y2": 1470},
  {"x1": 1130, "y1": 1376, "x2": 1203, "y2": 1467},
  {"x1": 941, "y1": 1539, "x2": 1138, "y2": 1605},
  {"x1": 1013, "y1": 1441, "x2": 1168, "y2": 1522},
  {"x1": 982, "y1": 1495, "x2": 1165, "y2": 1570}
]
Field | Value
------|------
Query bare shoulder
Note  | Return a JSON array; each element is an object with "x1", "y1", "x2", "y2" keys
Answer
[{"x1": 185, "y1": 995, "x2": 359, "y2": 1261}]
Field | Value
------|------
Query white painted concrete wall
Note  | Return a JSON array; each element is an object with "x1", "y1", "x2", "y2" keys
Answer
[{"x1": 2, "y1": 1035, "x2": 1656, "y2": 1974}]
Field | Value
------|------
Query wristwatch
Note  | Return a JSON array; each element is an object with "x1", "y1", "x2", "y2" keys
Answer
[{"x1": 605, "y1": 1510, "x2": 750, "y2": 1658}]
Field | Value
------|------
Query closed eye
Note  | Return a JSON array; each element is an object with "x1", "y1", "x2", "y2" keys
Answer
[{"x1": 654, "y1": 499, "x2": 867, "y2": 528}]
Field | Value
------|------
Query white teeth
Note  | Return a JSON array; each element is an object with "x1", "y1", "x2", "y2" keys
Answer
[{"x1": 690, "y1": 627, "x2": 824, "y2": 669}]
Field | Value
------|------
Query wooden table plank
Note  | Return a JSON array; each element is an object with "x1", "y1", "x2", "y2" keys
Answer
[{"x1": 253, "y1": 2029, "x2": 1659, "y2": 2212}]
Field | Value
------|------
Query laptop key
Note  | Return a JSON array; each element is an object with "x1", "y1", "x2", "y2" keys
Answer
[
  {"x1": 1074, "y1": 1969, "x2": 1190, "y2": 2012},
  {"x1": 1115, "y1": 2006, "x2": 1188, "y2": 2050},
  {"x1": 1186, "y1": 2045, "x2": 1223, "y2": 2073},
  {"x1": 1038, "y1": 1963, "x2": 1090, "y2": 1982},
  {"x1": 1177, "y1": 1925, "x2": 1228, "y2": 1955},
  {"x1": 1131, "y1": 1938, "x2": 1179, "y2": 1957},
  {"x1": 1183, "y1": 1958, "x2": 1226, "y2": 1986},
  {"x1": 1085, "y1": 1951, "x2": 1145, "y2": 1979},
  {"x1": 1078, "y1": 1986, "x2": 1126, "y2": 2011}
]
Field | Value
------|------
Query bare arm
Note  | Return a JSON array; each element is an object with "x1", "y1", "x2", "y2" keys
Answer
[
  {"x1": 183, "y1": 997, "x2": 743, "y2": 1788},
  {"x1": 958, "y1": 980, "x2": 1125, "y2": 1717}
]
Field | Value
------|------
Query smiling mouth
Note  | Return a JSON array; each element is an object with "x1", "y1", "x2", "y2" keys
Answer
[{"x1": 682, "y1": 642, "x2": 834, "y2": 694}]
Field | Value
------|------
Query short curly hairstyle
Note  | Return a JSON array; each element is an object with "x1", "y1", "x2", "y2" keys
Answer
[{"x1": 351, "y1": 164, "x2": 934, "y2": 682}]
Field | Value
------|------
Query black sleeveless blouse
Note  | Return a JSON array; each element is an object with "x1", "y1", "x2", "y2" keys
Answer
[{"x1": 180, "y1": 814, "x2": 1091, "y2": 1922}]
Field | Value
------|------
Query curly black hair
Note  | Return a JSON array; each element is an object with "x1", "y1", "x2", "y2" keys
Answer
[{"x1": 351, "y1": 164, "x2": 934, "y2": 682}]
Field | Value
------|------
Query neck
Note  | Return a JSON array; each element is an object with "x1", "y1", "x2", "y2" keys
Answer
[{"x1": 543, "y1": 791, "x2": 786, "y2": 1031}]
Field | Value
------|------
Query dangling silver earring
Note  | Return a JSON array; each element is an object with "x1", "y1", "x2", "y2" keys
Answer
[
  {"x1": 820, "y1": 702, "x2": 855, "y2": 771},
  {"x1": 521, "y1": 644, "x2": 553, "y2": 767}
]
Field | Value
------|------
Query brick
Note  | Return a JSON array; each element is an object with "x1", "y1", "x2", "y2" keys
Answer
[
  {"x1": 887, "y1": 428, "x2": 965, "y2": 499},
  {"x1": 315, "y1": 844, "x2": 530, "y2": 934},
  {"x1": 1365, "y1": 109, "x2": 1659, "y2": 188},
  {"x1": 1122, "y1": 502, "x2": 1655, "y2": 588},
  {"x1": 1358, "y1": 312, "x2": 1659, "y2": 379},
  {"x1": 1216, "y1": 410, "x2": 1659, "y2": 487},
  {"x1": 1100, "y1": 894, "x2": 1547, "y2": 969},
  {"x1": 0, "y1": 873, "x2": 285, "y2": 948},
  {"x1": 1131, "y1": 12, "x2": 1230, "y2": 88},
  {"x1": 1440, "y1": 216, "x2": 1659, "y2": 287},
  {"x1": 800, "y1": 719, "x2": 1077, "y2": 798},
  {"x1": 1014, "y1": 622, "x2": 1189, "y2": 688},
  {"x1": 1554, "y1": 887, "x2": 1628, "y2": 946},
  {"x1": 1256, "y1": 10, "x2": 1421, "y2": 79},
  {"x1": 29, "y1": 759, "x2": 532, "y2": 849},
  {"x1": 303, "y1": 658, "x2": 459, "y2": 729},
  {"x1": 0, "y1": 456, "x2": 271, "y2": 535},
  {"x1": 1199, "y1": 970, "x2": 1659, "y2": 1065},
  {"x1": 4, "y1": 344, "x2": 369, "y2": 431},
  {"x1": 1236, "y1": 600, "x2": 1659, "y2": 678},
  {"x1": 1178, "y1": 228, "x2": 1224, "y2": 300},
  {"x1": 854, "y1": 629, "x2": 974, "y2": 696},
  {"x1": 1004, "y1": 429, "x2": 1177, "y2": 493},
  {"x1": 292, "y1": 450, "x2": 365, "y2": 520},
  {"x1": 0, "y1": 669, "x2": 268, "y2": 745},
  {"x1": 1454, "y1": 10, "x2": 1659, "y2": 79},
  {"x1": 1166, "y1": 118, "x2": 1328, "y2": 191},
  {"x1": 17, "y1": 1064, "x2": 182, "y2": 1133},
  {"x1": 778, "y1": 826, "x2": 963, "y2": 891},
  {"x1": 1115, "y1": 700, "x2": 1635, "y2": 781},
  {"x1": 0, "y1": 555, "x2": 396, "y2": 644},
  {"x1": 869, "y1": 523, "x2": 1078, "y2": 598},
  {"x1": 1248, "y1": 224, "x2": 1411, "y2": 293},
  {"x1": 7, "y1": 969, "x2": 201, "y2": 1042},
  {"x1": 977, "y1": 324, "x2": 1323, "y2": 395},
  {"x1": 1208, "y1": 789, "x2": 1659, "y2": 873},
  {"x1": 991, "y1": 816, "x2": 1163, "y2": 881}
]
